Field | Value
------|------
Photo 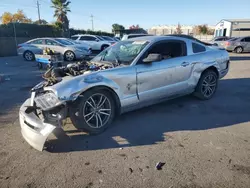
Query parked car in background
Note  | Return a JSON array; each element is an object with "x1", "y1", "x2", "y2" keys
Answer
[
  {"x1": 71, "y1": 34, "x2": 114, "y2": 51},
  {"x1": 18, "y1": 38, "x2": 91, "y2": 61},
  {"x1": 101, "y1": 36, "x2": 116, "y2": 42},
  {"x1": 121, "y1": 34, "x2": 153, "y2": 40},
  {"x1": 113, "y1": 37, "x2": 120, "y2": 41},
  {"x1": 58, "y1": 38, "x2": 91, "y2": 51},
  {"x1": 19, "y1": 35, "x2": 230, "y2": 151},
  {"x1": 210, "y1": 36, "x2": 231, "y2": 47},
  {"x1": 221, "y1": 36, "x2": 250, "y2": 53}
]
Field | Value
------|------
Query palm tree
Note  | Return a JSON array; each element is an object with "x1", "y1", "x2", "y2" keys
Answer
[{"x1": 51, "y1": 0, "x2": 71, "y2": 37}]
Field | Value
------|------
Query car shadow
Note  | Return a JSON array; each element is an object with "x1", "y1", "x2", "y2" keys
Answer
[
  {"x1": 230, "y1": 55, "x2": 250, "y2": 61},
  {"x1": 47, "y1": 77, "x2": 250, "y2": 153}
]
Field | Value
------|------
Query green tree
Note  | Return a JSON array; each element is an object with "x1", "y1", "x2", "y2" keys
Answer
[
  {"x1": 51, "y1": 0, "x2": 71, "y2": 37},
  {"x1": 198, "y1": 24, "x2": 208, "y2": 35},
  {"x1": 112, "y1": 23, "x2": 125, "y2": 32},
  {"x1": 33, "y1": 19, "x2": 48, "y2": 25},
  {"x1": 176, "y1": 23, "x2": 183, "y2": 34}
]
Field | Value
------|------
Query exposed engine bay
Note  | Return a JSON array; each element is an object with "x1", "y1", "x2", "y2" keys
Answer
[{"x1": 42, "y1": 60, "x2": 116, "y2": 87}]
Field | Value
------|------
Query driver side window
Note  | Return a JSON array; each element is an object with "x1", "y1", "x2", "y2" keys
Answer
[
  {"x1": 146, "y1": 40, "x2": 187, "y2": 61},
  {"x1": 45, "y1": 39, "x2": 58, "y2": 46}
]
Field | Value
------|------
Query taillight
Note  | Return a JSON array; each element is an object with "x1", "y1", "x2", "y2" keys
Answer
[
  {"x1": 225, "y1": 41, "x2": 230, "y2": 46},
  {"x1": 17, "y1": 45, "x2": 21, "y2": 49}
]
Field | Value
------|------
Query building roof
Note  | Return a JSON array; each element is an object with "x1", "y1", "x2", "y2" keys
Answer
[{"x1": 222, "y1": 19, "x2": 250, "y2": 23}]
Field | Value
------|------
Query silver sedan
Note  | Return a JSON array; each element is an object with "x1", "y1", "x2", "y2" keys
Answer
[
  {"x1": 19, "y1": 36, "x2": 230, "y2": 151},
  {"x1": 17, "y1": 38, "x2": 92, "y2": 61}
]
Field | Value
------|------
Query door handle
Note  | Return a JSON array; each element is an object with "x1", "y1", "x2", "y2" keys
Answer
[{"x1": 181, "y1": 62, "x2": 190, "y2": 67}]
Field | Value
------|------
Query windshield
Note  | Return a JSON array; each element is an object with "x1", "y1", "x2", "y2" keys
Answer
[
  {"x1": 102, "y1": 36, "x2": 114, "y2": 41},
  {"x1": 91, "y1": 40, "x2": 149, "y2": 65},
  {"x1": 96, "y1": 36, "x2": 105, "y2": 41},
  {"x1": 55, "y1": 39, "x2": 73, "y2": 45}
]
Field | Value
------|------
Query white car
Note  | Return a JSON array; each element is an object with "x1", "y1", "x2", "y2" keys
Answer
[
  {"x1": 71, "y1": 34, "x2": 115, "y2": 51},
  {"x1": 58, "y1": 38, "x2": 91, "y2": 51}
]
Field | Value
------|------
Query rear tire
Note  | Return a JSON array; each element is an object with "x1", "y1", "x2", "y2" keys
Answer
[
  {"x1": 194, "y1": 70, "x2": 218, "y2": 100},
  {"x1": 69, "y1": 89, "x2": 116, "y2": 135},
  {"x1": 235, "y1": 46, "x2": 243, "y2": 53},
  {"x1": 23, "y1": 51, "x2": 34, "y2": 61}
]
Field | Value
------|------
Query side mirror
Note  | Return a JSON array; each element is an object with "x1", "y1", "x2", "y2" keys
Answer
[
  {"x1": 143, "y1": 53, "x2": 162, "y2": 63},
  {"x1": 95, "y1": 39, "x2": 99, "y2": 42}
]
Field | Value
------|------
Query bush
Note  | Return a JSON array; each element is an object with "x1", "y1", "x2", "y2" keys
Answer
[{"x1": 69, "y1": 28, "x2": 113, "y2": 37}]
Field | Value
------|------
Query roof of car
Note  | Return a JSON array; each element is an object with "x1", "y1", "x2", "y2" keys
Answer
[
  {"x1": 71, "y1": 34, "x2": 96, "y2": 37},
  {"x1": 127, "y1": 35, "x2": 203, "y2": 43}
]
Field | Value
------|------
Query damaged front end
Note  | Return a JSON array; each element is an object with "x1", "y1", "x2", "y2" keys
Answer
[
  {"x1": 19, "y1": 60, "x2": 116, "y2": 151},
  {"x1": 19, "y1": 82, "x2": 68, "y2": 151},
  {"x1": 19, "y1": 88, "x2": 67, "y2": 151}
]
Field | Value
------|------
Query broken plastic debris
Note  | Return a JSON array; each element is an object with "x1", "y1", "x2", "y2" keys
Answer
[
  {"x1": 119, "y1": 147, "x2": 123, "y2": 150},
  {"x1": 155, "y1": 162, "x2": 165, "y2": 170}
]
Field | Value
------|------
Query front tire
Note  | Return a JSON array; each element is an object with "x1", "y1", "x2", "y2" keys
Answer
[
  {"x1": 23, "y1": 51, "x2": 34, "y2": 61},
  {"x1": 64, "y1": 51, "x2": 75, "y2": 61},
  {"x1": 69, "y1": 89, "x2": 116, "y2": 134},
  {"x1": 235, "y1": 46, "x2": 243, "y2": 53},
  {"x1": 194, "y1": 70, "x2": 218, "y2": 100}
]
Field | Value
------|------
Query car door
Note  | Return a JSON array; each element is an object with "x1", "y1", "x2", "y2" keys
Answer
[
  {"x1": 44, "y1": 39, "x2": 64, "y2": 54},
  {"x1": 27, "y1": 39, "x2": 44, "y2": 54},
  {"x1": 244, "y1": 37, "x2": 250, "y2": 52},
  {"x1": 79, "y1": 36, "x2": 99, "y2": 50},
  {"x1": 136, "y1": 40, "x2": 191, "y2": 102}
]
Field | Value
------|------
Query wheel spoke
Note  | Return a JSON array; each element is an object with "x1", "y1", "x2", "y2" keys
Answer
[
  {"x1": 90, "y1": 97, "x2": 97, "y2": 107},
  {"x1": 86, "y1": 101, "x2": 95, "y2": 109},
  {"x1": 99, "y1": 108, "x2": 111, "y2": 111},
  {"x1": 95, "y1": 115, "x2": 99, "y2": 128},
  {"x1": 203, "y1": 87, "x2": 209, "y2": 95},
  {"x1": 209, "y1": 83, "x2": 216, "y2": 87},
  {"x1": 84, "y1": 111, "x2": 94, "y2": 118},
  {"x1": 99, "y1": 111, "x2": 110, "y2": 116},
  {"x1": 98, "y1": 97, "x2": 107, "y2": 108},
  {"x1": 86, "y1": 113, "x2": 95, "y2": 122},
  {"x1": 97, "y1": 95, "x2": 103, "y2": 107},
  {"x1": 97, "y1": 114, "x2": 103, "y2": 127},
  {"x1": 208, "y1": 86, "x2": 213, "y2": 94}
]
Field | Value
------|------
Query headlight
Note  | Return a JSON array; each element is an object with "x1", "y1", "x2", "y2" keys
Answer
[{"x1": 34, "y1": 92, "x2": 61, "y2": 110}]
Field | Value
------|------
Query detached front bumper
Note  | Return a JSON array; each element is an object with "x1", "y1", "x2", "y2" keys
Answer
[{"x1": 19, "y1": 98, "x2": 56, "y2": 151}]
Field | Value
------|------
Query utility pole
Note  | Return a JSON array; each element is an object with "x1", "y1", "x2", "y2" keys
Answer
[
  {"x1": 37, "y1": 0, "x2": 41, "y2": 24},
  {"x1": 90, "y1": 14, "x2": 94, "y2": 31}
]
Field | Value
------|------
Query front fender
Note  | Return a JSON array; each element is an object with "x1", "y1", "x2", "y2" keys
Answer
[{"x1": 46, "y1": 74, "x2": 121, "y2": 102}]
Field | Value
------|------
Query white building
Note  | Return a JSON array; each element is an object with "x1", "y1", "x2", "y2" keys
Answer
[
  {"x1": 214, "y1": 19, "x2": 250, "y2": 37},
  {"x1": 148, "y1": 25, "x2": 215, "y2": 36}
]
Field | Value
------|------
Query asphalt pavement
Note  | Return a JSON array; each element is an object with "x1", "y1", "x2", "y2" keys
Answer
[{"x1": 0, "y1": 54, "x2": 250, "y2": 188}]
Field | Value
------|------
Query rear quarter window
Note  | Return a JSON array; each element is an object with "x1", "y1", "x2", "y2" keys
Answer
[{"x1": 192, "y1": 43, "x2": 206, "y2": 53}]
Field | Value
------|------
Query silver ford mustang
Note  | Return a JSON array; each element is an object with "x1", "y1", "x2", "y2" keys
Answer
[{"x1": 19, "y1": 36, "x2": 230, "y2": 151}]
